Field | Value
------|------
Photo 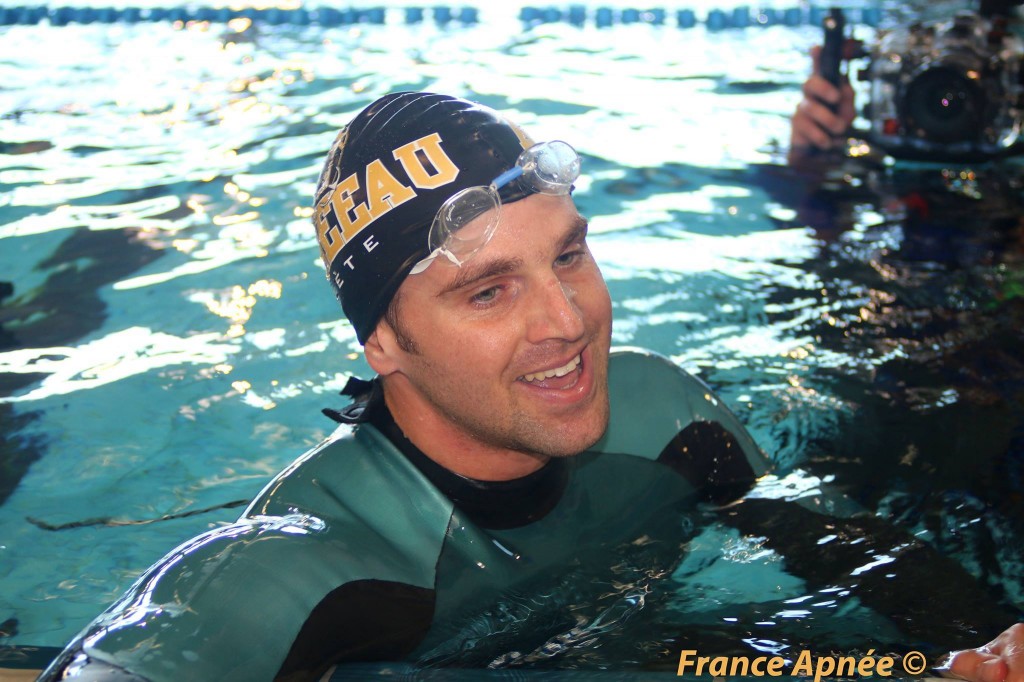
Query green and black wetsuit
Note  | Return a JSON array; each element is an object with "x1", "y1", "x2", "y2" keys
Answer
[{"x1": 39, "y1": 350, "x2": 769, "y2": 681}]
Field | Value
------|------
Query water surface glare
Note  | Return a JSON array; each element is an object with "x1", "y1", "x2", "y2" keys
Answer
[{"x1": 1, "y1": 8, "x2": 1022, "y2": 672}]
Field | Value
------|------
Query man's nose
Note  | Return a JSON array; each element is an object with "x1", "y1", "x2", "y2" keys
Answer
[{"x1": 525, "y1": 274, "x2": 586, "y2": 344}]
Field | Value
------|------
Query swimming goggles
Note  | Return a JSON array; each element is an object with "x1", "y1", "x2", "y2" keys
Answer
[{"x1": 409, "y1": 140, "x2": 580, "y2": 274}]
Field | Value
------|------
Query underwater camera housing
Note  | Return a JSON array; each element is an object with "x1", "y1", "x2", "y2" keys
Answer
[{"x1": 863, "y1": 8, "x2": 1024, "y2": 159}]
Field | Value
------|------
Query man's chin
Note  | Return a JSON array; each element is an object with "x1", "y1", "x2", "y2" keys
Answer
[{"x1": 539, "y1": 395, "x2": 611, "y2": 458}]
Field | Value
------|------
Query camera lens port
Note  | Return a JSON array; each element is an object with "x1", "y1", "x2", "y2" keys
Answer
[{"x1": 900, "y1": 66, "x2": 984, "y2": 143}]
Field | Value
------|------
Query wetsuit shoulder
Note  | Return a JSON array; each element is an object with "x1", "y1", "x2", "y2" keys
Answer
[
  {"x1": 597, "y1": 348, "x2": 771, "y2": 502},
  {"x1": 40, "y1": 425, "x2": 455, "y2": 682}
]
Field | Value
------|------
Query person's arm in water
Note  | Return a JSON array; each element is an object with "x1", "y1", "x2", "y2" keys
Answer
[
  {"x1": 945, "y1": 624, "x2": 1024, "y2": 682},
  {"x1": 789, "y1": 45, "x2": 856, "y2": 157}
]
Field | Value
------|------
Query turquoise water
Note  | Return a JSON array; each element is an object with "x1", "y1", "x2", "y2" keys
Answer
[{"x1": 1, "y1": 1, "x2": 1023, "y2": 672}]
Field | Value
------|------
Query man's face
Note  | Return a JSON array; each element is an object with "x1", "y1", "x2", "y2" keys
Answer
[{"x1": 378, "y1": 192, "x2": 612, "y2": 463}]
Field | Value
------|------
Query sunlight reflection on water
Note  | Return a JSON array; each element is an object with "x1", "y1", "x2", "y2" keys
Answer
[{"x1": 0, "y1": 3, "x2": 1021, "y2": 660}]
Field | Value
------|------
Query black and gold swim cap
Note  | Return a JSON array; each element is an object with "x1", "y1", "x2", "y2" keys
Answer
[{"x1": 312, "y1": 92, "x2": 534, "y2": 344}]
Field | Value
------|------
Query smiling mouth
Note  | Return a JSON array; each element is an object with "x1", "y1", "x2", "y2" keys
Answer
[{"x1": 519, "y1": 354, "x2": 582, "y2": 384}]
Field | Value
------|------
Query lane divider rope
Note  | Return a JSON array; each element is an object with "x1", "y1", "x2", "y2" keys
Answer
[{"x1": 0, "y1": 5, "x2": 884, "y2": 28}]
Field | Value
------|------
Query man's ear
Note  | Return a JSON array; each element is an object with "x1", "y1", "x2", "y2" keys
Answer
[{"x1": 364, "y1": 321, "x2": 402, "y2": 376}]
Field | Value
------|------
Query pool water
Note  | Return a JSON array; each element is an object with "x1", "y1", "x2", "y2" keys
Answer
[{"x1": 1, "y1": 0, "x2": 1022, "y2": 673}]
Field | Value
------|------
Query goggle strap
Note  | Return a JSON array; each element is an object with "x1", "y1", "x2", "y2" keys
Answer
[
  {"x1": 411, "y1": 246, "x2": 465, "y2": 273},
  {"x1": 409, "y1": 255, "x2": 436, "y2": 275},
  {"x1": 443, "y1": 250, "x2": 464, "y2": 266}
]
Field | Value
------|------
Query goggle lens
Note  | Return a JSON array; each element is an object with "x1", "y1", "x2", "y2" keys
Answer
[
  {"x1": 426, "y1": 186, "x2": 499, "y2": 259},
  {"x1": 520, "y1": 140, "x2": 580, "y2": 194}
]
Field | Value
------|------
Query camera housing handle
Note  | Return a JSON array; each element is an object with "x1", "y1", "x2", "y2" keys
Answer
[{"x1": 820, "y1": 7, "x2": 846, "y2": 101}]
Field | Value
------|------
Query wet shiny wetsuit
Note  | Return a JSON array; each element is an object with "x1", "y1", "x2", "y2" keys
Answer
[{"x1": 36, "y1": 350, "x2": 771, "y2": 682}]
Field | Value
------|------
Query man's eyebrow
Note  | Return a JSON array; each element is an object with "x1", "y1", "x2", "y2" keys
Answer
[
  {"x1": 436, "y1": 256, "x2": 524, "y2": 297},
  {"x1": 559, "y1": 215, "x2": 590, "y2": 252}
]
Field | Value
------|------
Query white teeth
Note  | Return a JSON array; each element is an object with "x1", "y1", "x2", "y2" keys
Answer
[{"x1": 522, "y1": 354, "x2": 581, "y2": 383}]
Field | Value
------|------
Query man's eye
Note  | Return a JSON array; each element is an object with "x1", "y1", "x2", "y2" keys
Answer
[
  {"x1": 471, "y1": 286, "x2": 500, "y2": 304},
  {"x1": 555, "y1": 249, "x2": 584, "y2": 267}
]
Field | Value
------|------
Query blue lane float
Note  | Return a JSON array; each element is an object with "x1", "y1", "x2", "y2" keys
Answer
[
  {"x1": 0, "y1": 5, "x2": 885, "y2": 28},
  {"x1": 677, "y1": 9, "x2": 697, "y2": 28}
]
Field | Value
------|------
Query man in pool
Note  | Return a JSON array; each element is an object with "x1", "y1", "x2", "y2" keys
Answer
[{"x1": 40, "y1": 92, "x2": 1023, "y2": 682}]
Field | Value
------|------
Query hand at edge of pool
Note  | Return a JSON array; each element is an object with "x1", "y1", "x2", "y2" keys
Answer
[{"x1": 945, "y1": 623, "x2": 1024, "y2": 682}]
